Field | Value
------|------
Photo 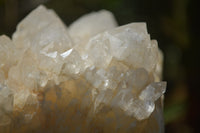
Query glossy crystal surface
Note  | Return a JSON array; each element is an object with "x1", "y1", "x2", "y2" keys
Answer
[{"x1": 0, "y1": 5, "x2": 166, "y2": 133}]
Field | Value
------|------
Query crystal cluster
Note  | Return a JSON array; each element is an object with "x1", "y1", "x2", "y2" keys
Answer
[{"x1": 0, "y1": 5, "x2": 166, "y2": 133}]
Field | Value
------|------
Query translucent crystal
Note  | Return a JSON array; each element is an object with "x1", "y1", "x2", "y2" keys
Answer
[
  {"x1": 12, "y1": 5, "x2": 74, "y2": 87},
  {"x1": 0, "y1": 35, "x2": 18, "y2": 76},
  {"x1": 83, "y1": 23, "x2": 158, "y2": 71},
  {"x1": 139, "y1": 82, "x2": 167, "y2": 101},
  {"x1": 0, "y1": 5, "x2": 166, "y2": 133},
  {"x1": 13, "y1": 5, "x2": 73, "y2": 50},
  {"x1": 60, "y1": 48, "x2": 85, "y2": 79},
  {"x1": 0, "y1": 85, "x2": 13, "y2": 126},
  {"x1": 69, "y1": 10, "x2": 117, "y2": 45}
]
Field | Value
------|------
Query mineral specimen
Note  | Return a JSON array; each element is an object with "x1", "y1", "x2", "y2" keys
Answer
[{"x1": 0, "y1": 5, "x2": 166, "y2": 133}]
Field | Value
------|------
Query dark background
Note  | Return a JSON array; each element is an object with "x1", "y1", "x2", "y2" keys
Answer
[{"x1": 0, "y1": 0, "x2": 199, "y2": 132}]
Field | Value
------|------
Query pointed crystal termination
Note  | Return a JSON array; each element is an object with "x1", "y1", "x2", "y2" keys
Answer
[
  {"x1": 69, "y1": 10, "x2": 118, "y2": 45},
  {"x1": 0, "y1": 5, "x2": 166, "y2": 133}
]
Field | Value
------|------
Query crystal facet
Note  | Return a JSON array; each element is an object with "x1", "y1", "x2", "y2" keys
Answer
[{"x1": 0, "y1": 5, "x2": 166, "y2": 133}]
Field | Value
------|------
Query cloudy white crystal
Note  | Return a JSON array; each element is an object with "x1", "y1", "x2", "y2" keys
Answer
[
  {"x1": 0, "y1": 84, "x2": 13, "y2": 126},
  {"x1": 69, "y1": 10, "x2": 117, "y2": 45},
  {"x1": 0, "y1": 5, "x2": 166, "y2": 132}
]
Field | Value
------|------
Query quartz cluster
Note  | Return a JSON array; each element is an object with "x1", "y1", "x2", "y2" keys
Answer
[{"x1": 0, "y1": 5, "x2": 166, "y2": 133}]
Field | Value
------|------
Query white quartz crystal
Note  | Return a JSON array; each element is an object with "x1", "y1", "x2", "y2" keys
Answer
[
  {"x1": 69, "y1": 10, "x2": 117, "y2": 46},
  {"x1": 0, "y1": 5, "x2": 166, "y2": 133},
  {"x1": 0, "y1": 84, "x2": 13, "y2": 126},
  {"x1": 12, "y1": 5, "x2": 74, "y2": 87}
]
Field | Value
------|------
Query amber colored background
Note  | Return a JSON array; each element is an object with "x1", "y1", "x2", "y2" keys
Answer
[{"x1": 0, "y1": 0, "x2": 199, "y2": 132}]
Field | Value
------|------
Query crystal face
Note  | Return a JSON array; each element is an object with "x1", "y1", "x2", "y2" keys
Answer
[{"x1": 0, "y1": 5, "x2": 166, "y2": 133}]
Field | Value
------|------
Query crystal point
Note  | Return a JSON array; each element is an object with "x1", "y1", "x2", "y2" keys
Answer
[{"x1": 0, "y1": 5, "x2": 166, "y2": 133}]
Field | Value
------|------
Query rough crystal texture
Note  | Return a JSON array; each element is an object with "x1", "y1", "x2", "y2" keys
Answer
[{"x1": 0, "y1": 5, "x2": 166, "y2": 133}]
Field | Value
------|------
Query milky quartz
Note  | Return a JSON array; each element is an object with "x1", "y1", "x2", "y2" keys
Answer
[{"x1": 0, "y1": 5, "x2": 166, "y2": 133}]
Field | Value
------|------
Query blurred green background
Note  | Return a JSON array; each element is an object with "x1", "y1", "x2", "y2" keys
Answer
[{"x1": 0, "y1": 0, "x2": 199, "y2": 132}]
